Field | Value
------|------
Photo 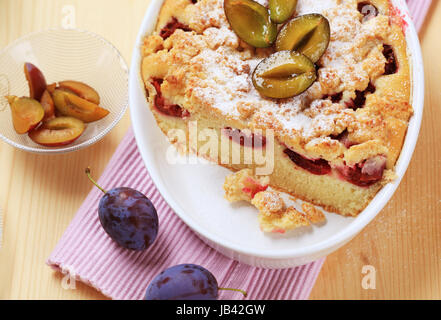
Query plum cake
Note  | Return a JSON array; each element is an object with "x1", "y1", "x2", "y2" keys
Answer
[{"x1": 141, "y1": 0, "x2": 413, "y2": 217}]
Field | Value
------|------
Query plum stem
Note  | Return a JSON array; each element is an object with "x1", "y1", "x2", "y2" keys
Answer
[
  {"x1": 218, "y1": 287, "x2": 248, "y2": 298},
  {"x1": 85, "y1": 167, "x2": 107, "y2": 194}
]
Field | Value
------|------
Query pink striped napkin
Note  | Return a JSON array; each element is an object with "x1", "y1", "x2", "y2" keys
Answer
[
  {"x1": 48, "y1": 128, "x2": 325, "y2": 300},
  {"x1": 47, "y1": 1, "x2": 431, "y2": 300}
]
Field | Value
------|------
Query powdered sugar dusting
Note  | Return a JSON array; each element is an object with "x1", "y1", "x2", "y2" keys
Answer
[
  {"x1": 297, "y1": 0, "x2": 337, "y2": 15},
  {"x1": 188, "y1": 0, "x2": 392, "y2": 141},
  {"x1": 191, "y1": 47, "x2": 262, "y2": 116},
  {"x1": 144, "y1": 0, "x2": 406, "y2": 151}
]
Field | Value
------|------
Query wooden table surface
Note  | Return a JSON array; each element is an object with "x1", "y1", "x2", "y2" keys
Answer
[{"x1": 0, "y1": 0, "x2": 439, "y2": 300}]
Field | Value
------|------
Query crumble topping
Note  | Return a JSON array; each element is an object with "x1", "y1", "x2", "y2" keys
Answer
[
  {"x1": 301, "y1": 202, "x2": 327, "y2": 224},
  {"x1": 223, "y1": 168, "x2": 269, "y2": 202},
  {"x1": 252, "y1": 191, "x2": 311, "y2": 234},
  {"x1": 142, "y1": 0, "x2": 412, "y2": 171},
  {"x1": 224, "y1": 169, "x2": 327, "y2": 233}
]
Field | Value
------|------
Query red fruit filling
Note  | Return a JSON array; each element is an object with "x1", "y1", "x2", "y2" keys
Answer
[
  {"x1": 284, "y1": 148, "x2": 331, "y2": 175},
  {"x1": 223, "y1": 127, "x2": 267, "y2": 148},
  {"x1": 358, "y1": 2, "x2": 379, "y2": 20},
  {"x1": 345, "y1": 82, "x2": 376, "y2": 110},
  {"x1": 159, "y1": 17, "x2": 192, "y2": 40},
  {"x1": 337, "y1": 156, "x2": 386, "y2": 187},
  {"x1": 383, "y1": 45, "x2": 398, "y2": 75},
  {"x1": 272, "y1": 228, "x2": 286, "y2": 234},
  {"x1": 242, "y1": 177, "x2": 269, "y2": 199},
  {"x1": 152, "y1": 79, "x2": 189, "y2": 118},
  {"x1": 323, "y1": 92, "x2": 343, "y2": 103},
  {"x1": 331, "y1": 129, "x2": 357, "y2": 148}
]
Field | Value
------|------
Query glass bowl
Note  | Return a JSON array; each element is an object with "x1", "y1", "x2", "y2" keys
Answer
[{"x1": 0, "y1": 28, "x2": 129, "y2": 154}]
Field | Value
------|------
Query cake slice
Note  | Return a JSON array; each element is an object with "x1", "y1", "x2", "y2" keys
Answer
[{"x1": 140, "y1": 0, "x2": 413, "y2": 217}]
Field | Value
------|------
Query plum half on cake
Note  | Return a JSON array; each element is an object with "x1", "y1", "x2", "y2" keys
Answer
[{"x1": 140, "y1": 0, "x2": 413, "y2": 217}]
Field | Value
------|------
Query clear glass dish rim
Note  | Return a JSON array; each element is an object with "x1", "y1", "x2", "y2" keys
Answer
[{"x1": 0, "y1": 27, "x2": 129, "y2": 154}]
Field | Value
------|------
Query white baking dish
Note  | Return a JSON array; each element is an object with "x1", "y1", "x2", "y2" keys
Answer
[{"x1": 129, "y1": 0, "x2": 424, "y2": 268}]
